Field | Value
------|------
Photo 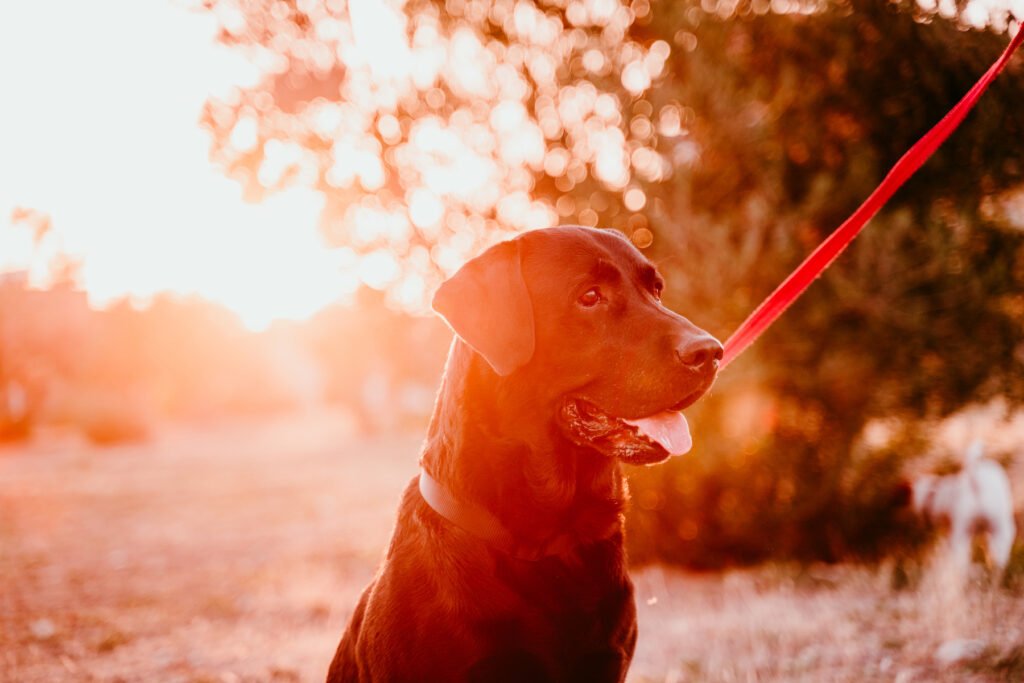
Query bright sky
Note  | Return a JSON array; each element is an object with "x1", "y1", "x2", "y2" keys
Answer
[{"x1": 0, "y1": 0, "x2": 356, "y2": 330}]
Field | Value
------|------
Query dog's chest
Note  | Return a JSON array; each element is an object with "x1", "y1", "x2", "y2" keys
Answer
[{"x1": 470, "y1": 549, "x2": 637, "y2": 672}]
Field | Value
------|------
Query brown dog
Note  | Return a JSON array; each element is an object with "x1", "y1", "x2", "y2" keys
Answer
[{"x1": 327, "y1": 226, "x2": 721, "y2": 683}]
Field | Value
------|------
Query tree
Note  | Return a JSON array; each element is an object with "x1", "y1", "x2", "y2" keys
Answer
[
  {"x1": 201, "y1": 0, "x2": 688, "y2": 304},
  {"x1": 200, "y1": 0, "x2": 1024, "y2": 564},
  {"x1": 627, "y1": 0, "x2": 1024, "y2": 564}
]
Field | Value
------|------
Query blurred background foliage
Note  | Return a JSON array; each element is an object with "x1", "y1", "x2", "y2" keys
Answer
[
  {"x1": 195, "y1": 0, "x2": 1024, "y2": 565},
  {"x1": 4, "y1": 0, "x2": 1022, "y2": 566}
]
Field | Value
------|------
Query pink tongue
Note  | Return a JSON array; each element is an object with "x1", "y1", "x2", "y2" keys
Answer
[{"x1": 623, "y1": 411, "x2": 693, "y2": 456}]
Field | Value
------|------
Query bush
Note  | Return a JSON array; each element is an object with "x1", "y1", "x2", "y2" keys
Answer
[
  {"x1": 44, "y1": 385, "x2": 152, "y2": 446},
  {"x1": 626, "y1": 397, "x2": 929, "y2": 568}
]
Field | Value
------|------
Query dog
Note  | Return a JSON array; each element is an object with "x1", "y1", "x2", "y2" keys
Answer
[
  {"x1": 327, "y1": 226, "x2": 722, "y2": 683},
  {"x1": 911, "y1": 440, "x2": 1016, "y2": 572}
]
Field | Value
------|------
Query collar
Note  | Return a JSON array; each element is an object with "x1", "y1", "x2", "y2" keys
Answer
[{"x1": 417, "y1": 467, "x2": 571, "y2": 562}]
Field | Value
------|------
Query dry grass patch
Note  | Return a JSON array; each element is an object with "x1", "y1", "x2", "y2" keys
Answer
[
  {"x1": 1, "y1": 410, "x2": 1021, "y2": 682},
  {"x1": 629, "y1": 558, "x2": 1024, "y2": 682}
]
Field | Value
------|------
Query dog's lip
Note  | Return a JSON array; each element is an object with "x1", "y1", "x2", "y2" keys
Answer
[
  {"x1": 557, "y1": 397, "x2": 691, "y2": 464},
  {"x1": 564, "y1": 397, "x2": 692, "y2": 456},
  {"x1": 667, "y1": 389, "x2": 706, "y2": 413}
]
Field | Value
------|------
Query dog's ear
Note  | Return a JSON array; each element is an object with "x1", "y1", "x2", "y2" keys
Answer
[{"x1": 432, "y1": 239, "x2": 535, "y2": 376}]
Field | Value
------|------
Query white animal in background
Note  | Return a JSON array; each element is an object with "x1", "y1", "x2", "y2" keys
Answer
[{"x1": 912, "y1": 440, "x2": 1016, "y2": 571}]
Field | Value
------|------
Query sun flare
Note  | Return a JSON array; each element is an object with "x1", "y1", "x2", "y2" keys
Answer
[{"x1": 0, "y1": 1, "x2": 365, "y2": 331}]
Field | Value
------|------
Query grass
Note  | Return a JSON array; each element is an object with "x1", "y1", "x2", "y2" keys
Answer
[
  {"x1": 630, "y1": 559, "x2": 1024, "y2": 682},
  {"x1": 1, "y1": 409, "x2": 1021, "y2": 682}
]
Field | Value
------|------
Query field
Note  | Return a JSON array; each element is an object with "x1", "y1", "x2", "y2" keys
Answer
[{"x1": 2, "y1": 410, "x2": 1022, "y2": 682}]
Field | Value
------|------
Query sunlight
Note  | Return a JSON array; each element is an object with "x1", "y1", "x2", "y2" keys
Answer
[
  {"x1": 0, "y1": 0, "x2": 588, "y2": 327},
  {"x1": 349, "y1": 0, "x2": 413, "y2": 83},
  {"x1": 67, "y1": 187, "x2": 354, "y2": 332},
  {"x1": 0, "y1": 0, "x2": 351, "y2": 330}
]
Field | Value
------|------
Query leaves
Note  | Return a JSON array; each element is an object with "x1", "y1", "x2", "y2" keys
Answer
[{"x1": 202, "y1": 0, "x2": 1024, "y2": 564}]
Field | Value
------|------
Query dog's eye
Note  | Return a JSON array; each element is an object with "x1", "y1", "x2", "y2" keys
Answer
[
  {"x1": 653, "y1": 281, "x2": 664, "y2": 300},
  {"x1": 578, "y1": 287, "x2": 603, "y2": 307}
]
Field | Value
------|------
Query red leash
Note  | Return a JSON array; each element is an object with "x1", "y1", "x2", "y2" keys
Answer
[{"x1": 721, "y1": 26, "x2": 1024, "y2": 369}]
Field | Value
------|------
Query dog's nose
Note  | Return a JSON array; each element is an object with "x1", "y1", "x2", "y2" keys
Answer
[{"x1": 676, "y1": 335, "x2": 724, "y2": 371}]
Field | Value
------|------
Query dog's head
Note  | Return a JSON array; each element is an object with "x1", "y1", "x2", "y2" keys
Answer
[{"x1": 433, "y1": 226, "x2": 721, "y2": 465}]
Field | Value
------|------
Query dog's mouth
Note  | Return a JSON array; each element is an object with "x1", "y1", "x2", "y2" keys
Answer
[{"x1": 558, "y1": 393, "x2": 703, "y2": 466}]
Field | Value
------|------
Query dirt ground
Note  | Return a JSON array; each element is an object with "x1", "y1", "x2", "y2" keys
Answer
[{"x1": 2, "y1": 409, "x2": 1022, "y2": 682}]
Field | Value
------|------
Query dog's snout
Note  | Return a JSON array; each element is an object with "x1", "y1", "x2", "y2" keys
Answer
[{"x1": 676, "y1": 335, "x2": 724, "y2": 371}]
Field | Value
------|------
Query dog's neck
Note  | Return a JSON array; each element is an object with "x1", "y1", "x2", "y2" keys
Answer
[{"x1": 419, "y1": 339, "x2": 627, "y2": 552}]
